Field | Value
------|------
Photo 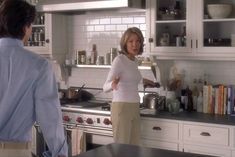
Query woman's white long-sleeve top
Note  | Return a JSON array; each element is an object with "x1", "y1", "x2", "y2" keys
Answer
[{"x1": 103, "y1": 54, "x2": 142, "y2": 103}]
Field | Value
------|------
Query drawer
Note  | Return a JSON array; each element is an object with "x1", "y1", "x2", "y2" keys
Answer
[
  {"x1": 183, "y1": 124, "x2": 229, "y2": 146},
  {"x1": 141, "y1": 119, "x2": 179, "y2": 141}
]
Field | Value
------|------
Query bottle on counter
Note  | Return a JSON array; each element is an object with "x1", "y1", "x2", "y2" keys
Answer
[
  {"x1": 180, "y1": 89, "x2": 187, "y2": 110},
  {"x1": 186, "y1": 86, "x2": 193, "y2": 112},
  {"x1": 91, "y1": 44, "x2": 97, "y2": 65},
  {"x1": 197, "y1": 91, "x2": 203, "y2": 112},
  {"x1": 192, "y1": 78, "x2": 199, "y2": 110}
]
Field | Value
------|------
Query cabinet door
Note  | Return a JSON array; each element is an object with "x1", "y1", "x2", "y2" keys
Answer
[
  {"x1": 184, "y1": 144, "x2": 231, "y2": 157},
  {"x1": 147, "y1": 0, "x2": 192, "y2": 57},
  {"x1": 24, "y1": 13, "x2": 51, "y2": 55},
  {"x1": 196, "y1": 0, "x2": 235, "y2": 56},
  {"x1": 147, "y1": 0, "x2": 235, "y2": 60},
  {"x1": 24, "y1": 0, "x2": 51, "y2": 55}
]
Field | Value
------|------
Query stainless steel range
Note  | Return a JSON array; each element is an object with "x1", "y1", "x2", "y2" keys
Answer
[
  {"x1": 61, "y1": 101, "x2": 113, "y2": 156},
  {"x1": 61, "y1": 101, "x2": 112, "y2": 129}
]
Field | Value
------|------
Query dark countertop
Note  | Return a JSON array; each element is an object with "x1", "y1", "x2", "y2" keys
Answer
[
  {"x1": 61, "y1": 100, "x2": 235, "y2": 126},
  {"x1": 140, "y1": 109, "x2": 235, "y2": 126},
  {"x1": 77, "y1": 143, "x2": 215, "y2": 157}
]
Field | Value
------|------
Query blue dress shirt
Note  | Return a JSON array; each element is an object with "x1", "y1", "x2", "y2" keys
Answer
[{"x1": 0, "y1": 38, "x2": 68, "y2": 157}]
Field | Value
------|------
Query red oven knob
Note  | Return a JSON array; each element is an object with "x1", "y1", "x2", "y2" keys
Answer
[
  {"x1": 86, "y1": 118, "x2": 93, "y2": 124},
  {"x1": 63, "y1": 115, "x2": 70, "y2": 122},
  {"x1": 76, "y1": 117, "x2": 84, "y2": 124},
  {"x1": 103, "y1": 118, "x2": 111, "y2": 125}
]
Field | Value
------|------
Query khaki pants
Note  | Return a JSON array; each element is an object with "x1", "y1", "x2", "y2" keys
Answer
[
  {"x1": 0, "y1": 142, "x2": 32, "y2": 157},
  {"x1": 111, "y1": 102, "x2": 140, "y2": 145}
]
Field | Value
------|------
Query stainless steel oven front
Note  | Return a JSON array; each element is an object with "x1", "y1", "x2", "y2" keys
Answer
[{"x1": 62, "y1": 109, "x2": 113, "y2": 156}]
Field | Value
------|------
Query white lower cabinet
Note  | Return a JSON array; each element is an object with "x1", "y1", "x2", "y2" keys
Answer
[
  {"x1": 141, "y1": 117, "x2": 180, "y2": 151},
  {"x1": 183, "y1": 122, "x2": 231, "y2": 157},
  {"x1": 183, "y1": 124, "x2": 229, "y2": 146},
  {"x1": 183, "y1": 144, "x2": 231, "y2": 157},
  {"x1": 141, "y1": 117, "x2": 234, "y2": 157}
]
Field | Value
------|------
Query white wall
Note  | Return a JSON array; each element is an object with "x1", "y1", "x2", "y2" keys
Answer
[{"x1": 67, "y1": 11, "x2": 147, "y2": 59}]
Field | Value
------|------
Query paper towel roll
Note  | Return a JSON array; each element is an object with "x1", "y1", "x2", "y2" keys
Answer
[{"x1": 51, "y1": 59, "x2": 62, "y2": 83}]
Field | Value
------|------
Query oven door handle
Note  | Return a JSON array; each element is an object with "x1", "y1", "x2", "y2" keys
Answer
[{"x1": 65, "y1": 125, "x2": 77, "y2": 130}]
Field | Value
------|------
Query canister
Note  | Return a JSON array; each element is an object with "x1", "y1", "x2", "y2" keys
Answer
[
  {"x1": 75, "y1": 50, "x2": 79, "y2": 65},
  {"x1": 96, "y1": 56, "x2": 104, "y2": 65},
  {"x1": 105, "y1": 52, "x2": 111, "y2": 65},
  {"x1": 176, "y1": 37, "x2": 182, "y2": 47},
  {"x1": 110, "y1": 48, "x2": 118, "y2": 64}
]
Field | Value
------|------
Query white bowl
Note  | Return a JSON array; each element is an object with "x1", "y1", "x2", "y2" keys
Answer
[{"x1": 207, "y1": 4, "x2": 232, "y2": 19}]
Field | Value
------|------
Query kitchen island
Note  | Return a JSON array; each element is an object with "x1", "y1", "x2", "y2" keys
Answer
[{"x1": 77, "y1": 143, "x2": 215, "y2": 157}]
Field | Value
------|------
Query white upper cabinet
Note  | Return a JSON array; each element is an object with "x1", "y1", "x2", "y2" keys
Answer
[
  {"x1": 24, "y1": 13, "x2": 51, "y2": 55},
  {"x1": 24, "y1": 0, "x2": 51, "y2": 55},
  {"x1": 146, "y1": 0, "x2": 235, "y2": 60},
  {"x1": 24, "y1": 0, "x2": 68, "y2": 59}
]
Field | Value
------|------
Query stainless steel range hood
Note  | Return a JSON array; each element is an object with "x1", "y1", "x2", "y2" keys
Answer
[{"x1": 36, "y1": 0, "x2": 145, "y2": 13}]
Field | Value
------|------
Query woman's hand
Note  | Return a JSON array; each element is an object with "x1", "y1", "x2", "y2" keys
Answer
[
  {"x1": 143, "y1": 78, "x2": 160, "y2": 88},
  {"x1": 111, "y1": 77, "x2": 120, "y2": 90}
]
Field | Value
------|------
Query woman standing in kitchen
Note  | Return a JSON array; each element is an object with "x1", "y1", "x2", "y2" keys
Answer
[{"x1": 103, "y1": 27, "x2": 156, "y2": 145}]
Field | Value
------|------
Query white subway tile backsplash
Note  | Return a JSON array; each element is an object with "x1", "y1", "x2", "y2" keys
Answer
[
  {"x1": 89, "y1": 19, "x2": 99, "y2": 25},
  {"x1": 122, "y1": 17, "x2": 134, "y2": 24},
  {"x1": 116, "y1": 25, "x2": 128, "y2": 31},
  {"x1": 86, "y1": 25, "x2": 94, "y2": 32},
  {"x1": 142, "y1": 31, "x2": 146, "y2": 38},
  {"x1": 134, "y1": 17, "x2": 145, "y2": 23},
  {"x1": 140, "y1": 24, "x2": 146, "y2": 30},
  {"x1": 68, "y1": 12, "x2": 146, "y2": 57},
  {"x1": 105, "y1": 25, "x2": 116, "y2": 31},
  {"x1": 94, "y1": 25, "x2": 105, "y2": 31},
  {"x1": 100, "y1": 18, "x2": 111, "y2": 24},
  {"x1": 110, "y1": 17, "x2": 122, "y2": 24},
  {"x1": 127, "y1": 24, "x2": 140, "y2": 28},
  {"x1": 69, "y1": 68, "x2": 109, "y2": 88}
]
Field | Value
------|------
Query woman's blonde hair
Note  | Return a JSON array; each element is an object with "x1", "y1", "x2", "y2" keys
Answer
[{"x1": 120, "y1": 27, "x2": 144, "y2": 55}]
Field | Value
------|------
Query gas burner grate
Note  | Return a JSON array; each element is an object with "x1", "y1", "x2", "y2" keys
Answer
[
  {"x1": 60, "y1": 98, "x2": 79, "y2": 105},
  {"x1": 101, "y1": 105, "x2": 110, "y2": 111}
]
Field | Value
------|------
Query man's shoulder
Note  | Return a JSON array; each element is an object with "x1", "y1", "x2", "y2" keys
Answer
[
  {"x1": 20, "y1": 48, "x2": 48, "y2": 63},
  {"x1": 17, "y1": 48, "x2": 50, "y2": 71}
]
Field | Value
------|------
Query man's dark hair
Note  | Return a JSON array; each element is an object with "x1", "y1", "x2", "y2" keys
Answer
[{"x1": 0, "y1": 0, "x2": 36, "y2": 39}]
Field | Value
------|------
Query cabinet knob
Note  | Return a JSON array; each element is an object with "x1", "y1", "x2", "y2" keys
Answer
[
  {"x1": 148, "y1": 38, "x2": 154, "y2": 43},
  {"x1": 103, "y1": 118, "x2": 111, "y2": 125},
  {"x1": 45, "y1": 39, "x2": 50, "y2": 43},
  {"x1": 63, "y1": 115, "x2": 70, "y2": 122},
  {"x1": 86, "y1": 118, "x2": 93, "y2": 124}
]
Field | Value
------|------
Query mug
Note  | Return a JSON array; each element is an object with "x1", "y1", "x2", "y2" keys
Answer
[
  {"x1": 160, "y1": 33, "x2": 170, "y2": 46},
  {"x1": 176, "y1": 37, "x2": 182, "y2": 47}
]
